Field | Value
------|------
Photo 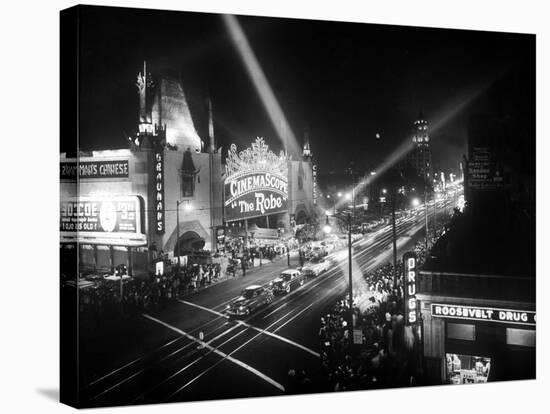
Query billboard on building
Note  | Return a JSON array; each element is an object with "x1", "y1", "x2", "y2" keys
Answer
[
  {"x1": 60, "y1": 195, "x2": 146, "y2": 246},
  {"x1": 224, "y1": 138, "x2": 288, "y2": 222}
]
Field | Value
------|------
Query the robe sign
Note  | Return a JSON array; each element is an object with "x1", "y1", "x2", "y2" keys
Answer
[
  {"x1": 431, "y1": 304, "x2": 536, "y2": 327},
  {"x1": 403, "y1": 251, "x2": 419, "y2": 325},
  {"x1": 154, "y1": 150, "x2": 165, "y2": 234},
  {"x1": 224, "y1": 138, "x2": 288, "y2": 222}
]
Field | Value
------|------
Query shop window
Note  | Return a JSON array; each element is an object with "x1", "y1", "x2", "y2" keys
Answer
[
  {"x1": 506, "y1": 328, "x2": 535, "y2": 347},
  {"x1": 446, "y1": 354, "x2": 491, "y2": 385},
  {"x1": 447, "y1": 323, "x2": 476, "y2": 341}
]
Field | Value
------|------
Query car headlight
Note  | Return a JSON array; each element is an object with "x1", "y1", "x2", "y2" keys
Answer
[
  {"x1": 226, "y1": 304, "x2": 231, "y2": 309},
  {"x1": 269, "y1": 281, "x2": 273, "y2": 286},
  {"x1": 238, "y1": 306, "x2": 245, "y2": 311}
]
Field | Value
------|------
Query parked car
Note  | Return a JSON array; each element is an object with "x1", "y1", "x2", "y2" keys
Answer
[
  {"x1": 301, "y1": 256, "x2": 330, "y2": 277},
  {"x1": 226, "y1": 285, "x2": 273, "y2": 316},
  {"x1": 270, "y1": 269, "x2": 305, "y2": 294}
]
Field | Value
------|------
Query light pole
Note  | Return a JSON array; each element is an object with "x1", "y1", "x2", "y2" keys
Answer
[
  {"x1": 391, "y1": 192, "x2": 398, "y2": 287},
  {"x1": 176, "y1": 200, "x2": 181, "y2": 269},
  {"x1": 324, "y1": 212, "x2": 354, "y2": 327},
  {"x1": 424, "y1": 184, "x2": 429, "y2": 251}
]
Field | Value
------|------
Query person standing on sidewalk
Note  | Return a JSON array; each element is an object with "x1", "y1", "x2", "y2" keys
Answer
[{"x1": 242, "y1": 259, "x2": 246, "y2": 277}]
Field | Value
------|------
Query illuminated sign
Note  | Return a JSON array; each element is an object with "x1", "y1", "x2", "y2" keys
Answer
[
  {"x1": 60, "y1": 160, "x2": 129, "y2": 179},
  {"x1": 467, "y1": 147, "x2": 504, "y2": 191},
  {"x1": 154, "y1": 150, "x2": 165, "y2": 234},
  {"x1": 60, "y1": 196, "x2": 142, "y2": 239},
  {"x1": 403, "y1": 251, "x2": 419, "y2": 325},
  {"x1": 431, "y1": 304, "x2": 536, "y2": 326},
  {"x1": 224, "y1": 138, "x2": 288, "y2": 222}
]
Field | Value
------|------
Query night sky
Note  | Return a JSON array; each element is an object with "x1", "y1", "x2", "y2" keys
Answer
[{"x1": 73, "y1": 5, "x2": 534, "y2": 175}]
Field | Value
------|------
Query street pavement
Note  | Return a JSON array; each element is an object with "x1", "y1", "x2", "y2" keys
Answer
[{"x1": 79, "y1": 202, "x2": 451, "y2": 407}]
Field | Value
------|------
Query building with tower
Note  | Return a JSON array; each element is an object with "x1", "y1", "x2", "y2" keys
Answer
[{"x1": 408, "y1": 112, "x2": 433, "y2": 182}]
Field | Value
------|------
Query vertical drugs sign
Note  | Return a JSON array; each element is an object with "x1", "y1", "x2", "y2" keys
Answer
[{"x1": 403, "y1": 251, "x2": 419, "y2": 325}]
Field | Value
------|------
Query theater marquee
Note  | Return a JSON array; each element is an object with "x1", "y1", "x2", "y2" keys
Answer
[{"x1": 224, "y1": 138, "x2": 288, "y2": 222}]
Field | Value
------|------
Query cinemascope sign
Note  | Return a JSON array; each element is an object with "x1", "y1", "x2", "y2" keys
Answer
[
  {"x1": 224, "y1": 138, "x2": 288, "y2": 222},
  {"x1": 431, "y1": 304, "x2": 536, "y2": 327},
  {"x1": 60, "y1": 196, "x2": 143, "y2": 236},
  {"x1": 224, "y1": 172, "x2": 288, "y2": 222}
]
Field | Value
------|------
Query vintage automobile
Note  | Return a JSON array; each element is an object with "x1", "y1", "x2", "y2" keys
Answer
[
  {"x1": 226, "y1": 285, "x2": 273, "y2": 316},
  {"x1": 301, "y1": 256, "x2": 331, "y2": 277},
  {"x1": 270, "y1": 269, "x2": 305, "y2": 294}
]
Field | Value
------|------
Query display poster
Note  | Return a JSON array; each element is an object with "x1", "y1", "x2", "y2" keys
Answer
[{"x1": 60, "y1": 196, "x2": 142, "y2": 234}]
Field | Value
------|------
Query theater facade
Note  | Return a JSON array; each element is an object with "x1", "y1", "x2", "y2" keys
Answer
[
  {"x1": 60, "y1": 137, "x2": 223, "y2": 276},
  {"x1": 60, "y1": 65, "x2": 318, "y2": 276}
]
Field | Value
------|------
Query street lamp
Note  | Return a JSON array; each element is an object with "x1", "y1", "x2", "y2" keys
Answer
[
  {"x1": 411, "y1": 197, "x2": 420, "y2": 208},
  {"x1": 324, "y1": 212, "x2": 354, "y2": 327}
]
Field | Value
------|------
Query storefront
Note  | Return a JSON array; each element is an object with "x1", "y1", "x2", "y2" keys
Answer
[{"x1": 417, "y1": 271, "x2": 536, "y2": 385}]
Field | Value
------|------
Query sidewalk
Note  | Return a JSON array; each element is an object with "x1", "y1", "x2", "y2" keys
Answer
[{"x1": 180, "y1": 250, "x2": 300, "y2": 297}]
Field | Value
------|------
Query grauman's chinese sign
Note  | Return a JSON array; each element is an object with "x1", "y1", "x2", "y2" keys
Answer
[
  {"x1": 224, "y1": 138, "x2": 288, "y2": 222},
  {"x1": 60, "y1": 160, "x2": 129, "y2": 179},
  {"x1": 154, "y1": 150, "x2": 165, "y2": 234}
]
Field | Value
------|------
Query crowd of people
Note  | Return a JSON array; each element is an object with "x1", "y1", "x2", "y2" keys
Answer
[
  {"x1": 77, "y1": 262, "x2": 223, "y2": 319},
  {"x1": 76, "y1": 238, "x2": 303, "y2": 319},
  {"x1": 318, "y1": 235, "x2": 441, "y2": 391}
]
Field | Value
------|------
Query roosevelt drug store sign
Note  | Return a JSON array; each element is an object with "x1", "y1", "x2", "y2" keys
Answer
[{"x1": 224, "y1": 138, "x2": 288, "y2": 222}]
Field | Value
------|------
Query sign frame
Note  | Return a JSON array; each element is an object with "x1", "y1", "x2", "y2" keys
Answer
[
  {"x1": 403, "y1": 251, "x2": 419, "y2": 325},
  {"x1": 60, "y1": 195, "x2": 146, "y2": 246},
  {"x1": 431, "y1": 303, "x2": 536, "y2": 327}
]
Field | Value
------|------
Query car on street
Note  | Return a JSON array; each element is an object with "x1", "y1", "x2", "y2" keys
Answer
[
  {"x1": 226, "y1": 285, "x2": 273, "y2": 316},
  {"x1": 301, "y1": 256, "x2": 330, "y2": 277},
  {"x1": 270, "y1": 269, "x2": 305, "y2": 294},
  {"x1": 103, "y1": 273, "x2": 132, "y2": 282}
]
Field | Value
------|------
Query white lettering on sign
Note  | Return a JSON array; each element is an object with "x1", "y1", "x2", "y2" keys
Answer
[
  {"x1": 154, "y1": 150, "x2": 165, "y2": 234},
  {"x1": 403, "y1": 252, "x2": 418, "y2": 325},
  {"x1": 431, "y1": 304, "x2": 535, "y2": 326}
]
